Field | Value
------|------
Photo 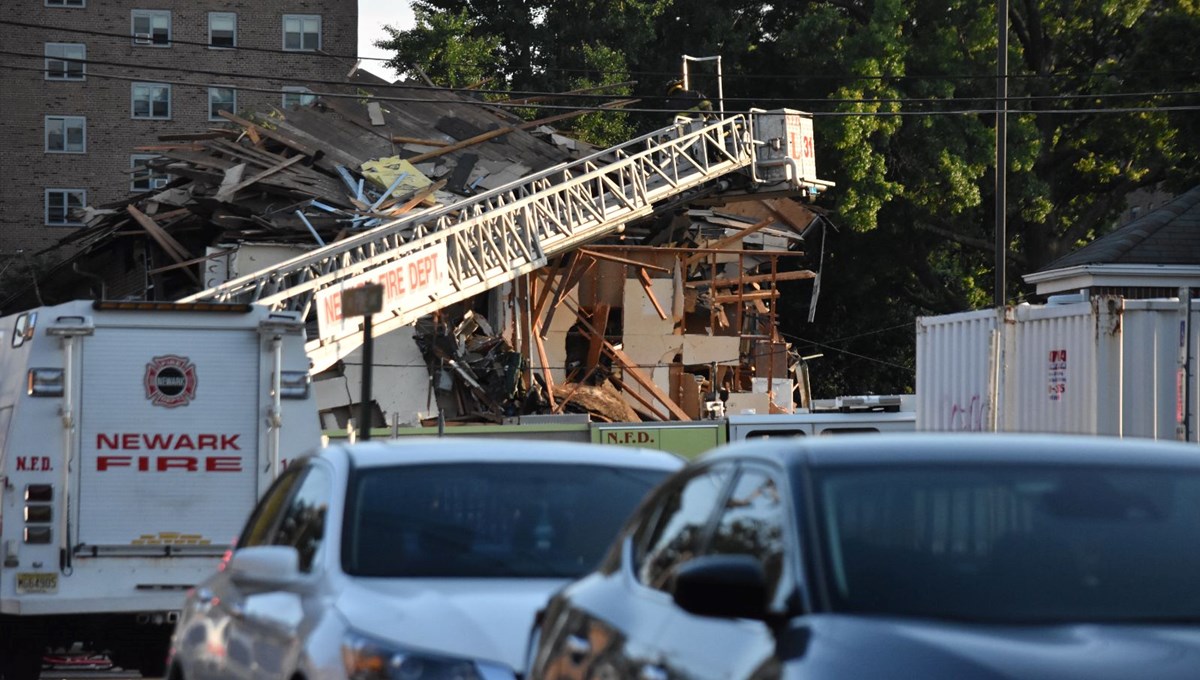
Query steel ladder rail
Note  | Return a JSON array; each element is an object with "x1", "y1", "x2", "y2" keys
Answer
[{"x1": 183, "y1": 115, "x2": 757, "y2": 371}]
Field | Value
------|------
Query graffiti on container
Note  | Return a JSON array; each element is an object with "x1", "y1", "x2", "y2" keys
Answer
[
  {"x1": 1048, "y1": 349, "x2": 1067, "y2": 401},
  {"x1": 949, "y1": 394, "x2": 986, "y2": 431}
]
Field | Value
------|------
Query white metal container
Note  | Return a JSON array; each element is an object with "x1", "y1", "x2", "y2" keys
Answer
[
  {"x1": 916, "y1": 307, "x2": 1002, "y2": 431},
  {"x1": 917, "y1": 296, "x2": 1200, "y2": 440}
]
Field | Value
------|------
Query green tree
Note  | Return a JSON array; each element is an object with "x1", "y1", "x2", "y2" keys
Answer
[
  {"x1": 376, "y1": 0, "x2": 1200, "y2": 395},
  {"x1": 376, "y1": 7, "x2": 504, "y2": 88}
]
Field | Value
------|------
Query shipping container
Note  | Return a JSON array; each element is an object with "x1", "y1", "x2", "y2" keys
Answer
[{"x1": 917, "y1": 295, "x2": 1200, "y2": 440}]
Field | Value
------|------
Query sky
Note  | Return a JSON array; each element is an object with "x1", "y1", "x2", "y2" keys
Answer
[{"x1": 358, "y1": 1, "x2": 415, "y2": 80}]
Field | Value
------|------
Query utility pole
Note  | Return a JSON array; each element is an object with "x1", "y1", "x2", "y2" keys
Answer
[
  {"x1": 341, "y1": 283, "x2": 384, "y2": 441},
  {"x1": 995, "y1": 0, "x2": 1009, "y2": 308}
]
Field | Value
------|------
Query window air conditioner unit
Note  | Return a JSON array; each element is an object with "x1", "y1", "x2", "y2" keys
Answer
[
  {"x1": 134, "y1": 33, "x2": 153, "y2": 45},
  {"x1": 150, "y1": 177, "x2": 169, "y2": 189}
]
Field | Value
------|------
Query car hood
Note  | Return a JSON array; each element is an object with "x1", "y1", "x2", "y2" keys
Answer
[
  {"x1": 335, "y1": 577, "x2": 567, "y2": 672},
  {"x1": 796, "y1": 615, "x2": 1200, "y2": 679}
]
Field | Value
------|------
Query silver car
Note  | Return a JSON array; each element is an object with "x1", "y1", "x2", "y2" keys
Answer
[{"x1": 167, "y1": 438, "x2": 682, "y2": 680}]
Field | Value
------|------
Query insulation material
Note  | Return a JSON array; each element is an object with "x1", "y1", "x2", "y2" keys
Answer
[{"x1": 360, "y1": 156, "x2": 435, "y2": 204}]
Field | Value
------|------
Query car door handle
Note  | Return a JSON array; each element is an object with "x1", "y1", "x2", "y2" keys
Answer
[
  {"x1": 565, "y1": 634, "x2": 591, "y2": 663},
  {"x1": 639, "y1": 665, "x2": 668, "y2": 680}
]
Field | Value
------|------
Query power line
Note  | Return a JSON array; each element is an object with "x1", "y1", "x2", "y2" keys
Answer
[
  {"x1": 4, "y1": 18, "x2": 1199, "y2": 87},
  {"x1": 7, "y1": 48, "x2": 1199, "y2": 108},
  {"x1": 784, "y1": 334, "x2": 916, "y2": 373}
]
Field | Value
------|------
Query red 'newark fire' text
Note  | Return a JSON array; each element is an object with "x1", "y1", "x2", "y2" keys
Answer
[{"x1": 96, "y1": 433, "x2": 241, "y2": 450}]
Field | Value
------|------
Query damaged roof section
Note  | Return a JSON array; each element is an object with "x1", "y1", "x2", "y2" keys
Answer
[{"x1": 4, "y1": 73, "x2": 604, "y2": 310}]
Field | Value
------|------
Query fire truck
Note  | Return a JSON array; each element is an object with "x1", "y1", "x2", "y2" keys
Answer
[{"x1": 0, "y1": 300, "x2": 319, "y2": 679}]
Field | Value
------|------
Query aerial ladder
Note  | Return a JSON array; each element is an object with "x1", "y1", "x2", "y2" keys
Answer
[{"x1": 183, "y1": 111, "x2": 828, "y2": 373}]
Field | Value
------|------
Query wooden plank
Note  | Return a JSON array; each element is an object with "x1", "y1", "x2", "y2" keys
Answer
[
  {"x1": 392, "y1": 135, "x2": 450, "y2": 147},
  {"x1": 540, "y1": 253, "x2": 582, "y2": 337},
  {"x1": 711, "y1": 290, "x2": 779, "y2": 304},
  {"x1": 606, "y1": 374, "x2": 667, "y2": 421},
  {"x1": 686, "y1": 270, "x2": 816, "y2": 288},
  {"x1": 576, "y1": 248, "x2": 672, "y2": 273},
  {"x1": 531, "y1": 256, "x2": 566, "y2": 325},
  {"x1": 386, "y1": 179, "x2": 448, "y2": 216},
  {"x1": 561, "y1": 295, "x2": 689, "y2": 421},
  {"x1": 684, "y1": 217, "x2": 775, "y2": 266},
  {"x1": 605, "y1": 344, "x2": 691, "y2": 421},
  {"x1": 217, "y1": 110, "x2": 321, "y2": 158},
  {"x1": 215, "y1": 154, "x2": 306, "y2": 202},
  {"x1": 637, "y1": 268, "x2": 668, "y2": 321},
  {"x1": 126, "y1": 206, "x2": 200, "y2": 286}
]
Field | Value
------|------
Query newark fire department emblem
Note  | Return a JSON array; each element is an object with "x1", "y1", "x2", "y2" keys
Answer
[{"x1": 144, "y1": 355, "x2": 197, "y2": 408}]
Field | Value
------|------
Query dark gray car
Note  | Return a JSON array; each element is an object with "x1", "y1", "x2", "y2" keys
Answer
[{"x1": 530, "y1": 433, "x2": 1200, "y2": 679}]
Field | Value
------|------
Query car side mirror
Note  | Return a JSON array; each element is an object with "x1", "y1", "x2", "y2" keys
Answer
[
  {"x1": 669, "y1": 554, "x2": 770, "y2": 621},
  {"x1": 228, "y1": 545, "x2": 302, "y2": 590}
]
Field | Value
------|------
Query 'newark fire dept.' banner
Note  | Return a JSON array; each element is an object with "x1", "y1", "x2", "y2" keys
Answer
[{"x1": 314, "y1": 243, "x2": 449, "y2": 343}]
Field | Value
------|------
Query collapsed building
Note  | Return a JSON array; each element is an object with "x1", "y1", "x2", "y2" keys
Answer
[{"x1": 2, "y1": 73, "x2": 832, "y2": 428}]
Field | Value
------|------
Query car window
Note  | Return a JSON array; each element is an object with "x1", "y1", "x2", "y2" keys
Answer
[
  {"x1": 238, "y1": 465, "x2": 306, "y2": 548},
  {"x1": 814, "y1": 464, "x2": 1200, "y2": 623},
  {"x1": 343, "y1": 462, "x2": 669, "y2": 578},
  {"x1": 271, "y1": 465, "x2": 332, "y2": 573},
  {"x1": 635, "y1": 465, "x2": 733, "y2": 591},
  {"x1": 708, "y1": 466, "x2": 787, "y2": 597}
]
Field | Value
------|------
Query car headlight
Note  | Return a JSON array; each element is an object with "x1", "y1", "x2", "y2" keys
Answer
[{"x1": 342, "y1": 631, "x2": 515, "y2": 680}]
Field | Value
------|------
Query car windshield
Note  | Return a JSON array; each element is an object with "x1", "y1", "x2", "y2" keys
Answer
[
  {"x1": 344, "y1": 462, "x2": 667, "y2": 578},
  {"x1": 811, "y1": 464, "x2": 1200, "y2": 623}
]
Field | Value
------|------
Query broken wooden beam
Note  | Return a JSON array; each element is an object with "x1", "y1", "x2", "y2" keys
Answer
[
  {"x1": 711, "y1": 290, "x2": 780, "y2": 305},
  {"x1": 687, "y1": 270, "x2": 816, "y2": 288},
  {"x1": 576, "y1": 248, "x2": 672, "y2": 273},
  {"x1": 217, "y1": 110, "x2": 321, "y2": 159},
  {"x1": 685, "y1": 217, "x2": 775, "y2": 266},
  {"x1": 637, "y1": 267, "x2": 669, "y2": 320},
  {"x1": 391, "y1": 135, "x2": 450, "y2": 147}
]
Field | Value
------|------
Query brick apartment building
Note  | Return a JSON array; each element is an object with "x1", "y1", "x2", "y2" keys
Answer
[{"x1": 0, "y1": 0, "x2": 358, "y2": 256}]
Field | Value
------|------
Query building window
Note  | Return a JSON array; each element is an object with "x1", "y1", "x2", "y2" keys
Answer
[
  {"x1": 282, "y1": 87, "x2": 316, "y2": 109},
  {"x1": 132, "y1": 82, "x2": 171, "y2": 119},
  {"x1": 45, "y1": 0, "x2": 85, "y2": 7},
  {"x1": 45, "y1": 43, "x2": 86, "y2": 80},
  {"x1": 131, "y1": 155, "x2": 169, "y2": 192},
  {"x1": 209, "y1": 87, "x2": 236, "y2": 121},
  {"x1": 45, "y1": 189, "x2": 86, "y2": 226},
  {"x1": 45, "y1": 116, "x2": 86, "y2": 153},
  {"x1": 209, "y1": 12, "x2": 236, "y2": 48},
  {"x1": 282, "y1": 15, "x2": 320, "y2": 51},
  {"x1": 132, "y1": 10, "x2": 171, "y2": 46}
]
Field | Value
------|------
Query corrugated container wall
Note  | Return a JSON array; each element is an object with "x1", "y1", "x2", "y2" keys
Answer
[
  {"x1": 916, "y1": 308, "x2": 1001, "y2": 431},
  {"x1": 917, "y1": 296, "x2": 1200, "y2": 441}
]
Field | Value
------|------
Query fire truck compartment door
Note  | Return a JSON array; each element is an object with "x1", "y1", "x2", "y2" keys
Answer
[{"x1": 77, "y1": 327, "x2": 262, "y2": 550}]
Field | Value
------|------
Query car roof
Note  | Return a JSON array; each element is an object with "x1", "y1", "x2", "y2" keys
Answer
[
  {"x1": 702, "y1": 432, "x2": 1200, "y2": 469},
  {"x1": 324, "y1": 437, "x2": 685, "y2": 471}
]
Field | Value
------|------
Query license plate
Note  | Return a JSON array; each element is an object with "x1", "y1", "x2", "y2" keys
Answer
[{"x1": 16, "y1": 572, "x2": 57, "y2": 594}]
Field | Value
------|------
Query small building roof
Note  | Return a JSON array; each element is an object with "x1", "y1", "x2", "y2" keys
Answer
[
  {"x1": 1025, "y1": 186, "x2": 1200, "y2": 296},
  {"x1": 1043, "y1": 186, "x2": 1200, "y2": 269}
]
